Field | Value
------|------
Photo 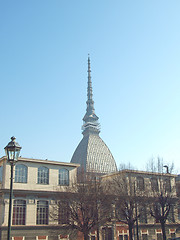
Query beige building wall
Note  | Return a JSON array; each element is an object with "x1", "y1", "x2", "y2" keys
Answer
[
  {"x1": 2, "y1": 157, "x2": 78, "y2": 191},
  {"x1": 0, "y1": 156, "x2": 80, "y2": 227},
  {"x1": 102, "y1": 169, "x2": 180, "y2": 225}
]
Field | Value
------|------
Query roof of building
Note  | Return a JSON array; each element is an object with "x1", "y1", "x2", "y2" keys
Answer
[
  {"x1": 71, "y1": 133, "x2": 117, "y2": 174},
  {"x1": 0, "y1": 156, "x2": 80, "y2": 168},
  {"x1": 101, "y1": 169, "x2": 178, "y2": 179},
  {"x1": 71, "y1": 56, "x2": 117, "y2": 174}
]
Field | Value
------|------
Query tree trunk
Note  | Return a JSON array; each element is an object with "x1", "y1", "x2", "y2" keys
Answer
[
  {"x1": 83, "y1": 232, "x2": 90, "y2": 240},
  {"x1": 128, "y1": 224, "x2": 134, "y2": 240},
  {"x1": 161, "y1": 221, "x2": 167, "y2": 240}
]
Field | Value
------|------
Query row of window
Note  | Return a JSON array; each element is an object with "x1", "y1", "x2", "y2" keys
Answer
[
  {"x1": 0, "y1": 165, "x2": 173, "y2": 192},
  {"x1": 115, "y1": 205, "x2": 175, "y2": 224},
  {"x1": 119, "y1": 233, "x2": 176, "y2": 240},
  {"x1": 101, "y1": 229, "x2": 176, "y2": 240},
  {"x1": 13, "y1": 200, "x2": 177, "y2": 226},
  {"x1": 12, "y1": 235, "x2": 68, "y2": 240},
  {"x1": 12, "y1": 199, "x2": 68, "y2": 225},
  {"x1": 136, "y1": 176, "x2": 171, "y2": 192},
  {"x1": 11, "y1": 233, "x2": 177, "y2": 240},
  {"x1": 118, "y1": 230, "x2": 176, "y2": 240},
  {"x1": 14, "y1": 164, "x2": 69, "y2": 186}
]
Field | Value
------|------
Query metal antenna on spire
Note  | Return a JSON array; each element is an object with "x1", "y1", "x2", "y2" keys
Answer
[
  {"x1": 87, "y1": 55, "x2": 93, "y2": 102},
  {"x1": 82, "y1": 56, "x2": 100, "y2": 135}
]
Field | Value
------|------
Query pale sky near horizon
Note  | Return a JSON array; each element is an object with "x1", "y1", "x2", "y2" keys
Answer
[{"x1": 0, "y1": 1, "x2": 180, "y2": 173}]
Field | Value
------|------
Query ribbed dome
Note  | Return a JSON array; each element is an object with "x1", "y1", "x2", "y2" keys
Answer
[
  {"x1": 70, "y1": 57, "x2": 117, "y2": 175},
  {"x1": 71, "y1": 134, "x2": 117, "y2": 174}
]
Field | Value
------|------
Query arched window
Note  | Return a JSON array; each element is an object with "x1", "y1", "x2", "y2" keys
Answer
[
  {"x1": 137, "y1": 177, "x2": 144, "y2": 190},
  {"x1": 12, "y1": 200, "x2": 26, "y2": 225},
  {"x1": 151, "y1": 178, "x2": 159, "y2": 191},
  {"x1": 0, "y1": 165, "x2": 3, "y2": 182},
  {"x1": 164, "y1": 178, "x2": 171, "y2": 192},
  {"x1": 15, "y1": 164, "x2": 27, "y2": 183},
  {"x1": 38, "y1": 167, "x2": 49, "y2": 184},
  {"x1": 59, "y1": 169, "x2": 69, "y2": 186},
  {"x1": 139, "y1": 206, "x2": 147, "y2": 223}
]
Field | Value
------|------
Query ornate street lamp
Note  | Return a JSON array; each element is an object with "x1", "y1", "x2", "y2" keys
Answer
[{"x1": 4, "y1": 136, "x2": 22, "y2": 240}]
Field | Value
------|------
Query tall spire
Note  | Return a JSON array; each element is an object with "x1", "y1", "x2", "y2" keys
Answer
[
  {"x1": 71, "y1": 57, "x2": 117, "y2": 174},
  {"x1": 87, "y1": 55, "x2": 95, "y2": 115},
  {"x1": 82, "y1": 56, "x2": 100, "y2": 136}
]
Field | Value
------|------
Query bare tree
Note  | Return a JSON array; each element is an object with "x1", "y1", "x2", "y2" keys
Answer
[
  {"x1": 149, "y1": 177, "x2": 178, "y2": 240},
  {"x1": 146, "y1": 156, "x2": 174, "y2": 174},
  {"x1": 118, "y1": 162, "x2": 135, "y2": 171},
  {"x1": 115, "y1": 195, "x2": 139, "y2": 240},
  {"x1": 104, "y1": 171, "x2": 145, "y2": 240},
  {"x1": 52, "y1": 177, "x2": 111, "y2": 240}
]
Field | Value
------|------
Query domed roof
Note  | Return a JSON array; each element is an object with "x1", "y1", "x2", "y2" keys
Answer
[
  {"x1": 71, "y1": 133, "x2": 117, "y2": 174},
  {"x1": 70, "y1": 57, "x2": 117, "y2": 175}
]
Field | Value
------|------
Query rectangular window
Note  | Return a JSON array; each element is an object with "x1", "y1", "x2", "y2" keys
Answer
[
  {"x1": 59, "y1": 169, "x2": 69, "y2": 186},
  {"x1": 151, "y1": 178, "x2": 159, "y2": 191},
  {"x1": 102, "y1": 227, "x2": 113, "y2": 240},
  {"x1": 139, "y1": 207, "x2": 147, "y2": 223},
  {"x1": 141, "y1": 230, "x2": 148, "y2": 240},
  {"x1": 137, "y1": 177, "x2": 144, "y2": 190},
  {"x1": 15, "y1": 164, "x2": 27, "y2": 183},
  {"x1": 124, "y1": 235, "x2": 128, "y2": 240},
  {"x1": 142, "y1": 234, "x2": 148, "y2": 240},
  {"x1": 119, "y1": 234, "x2": 128, "y2": 240},
  {"x1": 157, "y1": 233, "x2": 163, "y2": 240},
  {"x1": 36, "y1": 201, "x2": 48, "y2": 225},
  {"x1": 169, "y1": 229, "x2": 176, "y2": 239},
  {"x1": 38, "y1": 167, "x2": 49, "y2": 184},
  {"x1": 171, "y1": 233, "x2": 176, "y2": 239},
  {"x1": 164, "y1": 178, "x2": 171, "y2": 192},
  {"x1": 12, "y1": 200, "x2": 26, "y2": 225}
]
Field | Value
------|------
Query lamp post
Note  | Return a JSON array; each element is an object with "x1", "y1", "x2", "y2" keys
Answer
[{"x1": 4, "y1": 136, "x2": 22, "y2": 240}]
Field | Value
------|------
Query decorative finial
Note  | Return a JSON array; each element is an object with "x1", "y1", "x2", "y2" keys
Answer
[{"x1": 11, "y1": 136, "x2": 16, "y2": 141}]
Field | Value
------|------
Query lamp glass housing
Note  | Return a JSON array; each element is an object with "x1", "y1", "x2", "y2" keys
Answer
[
  {"x1": 4, "y1": 137, "x2": 22, "y2": 163},
  {"x1": 5, "y1": 148, "x2": 21, "y2": 162}
]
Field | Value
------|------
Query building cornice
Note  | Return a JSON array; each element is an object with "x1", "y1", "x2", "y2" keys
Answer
[
  {"x1": 0, "y1": 188, "x2": 73, "y2": 196},
  {"x1": 0, "y1": 156, "x2": 80, "y2": 168},
  {"x1": 101, "y1": 169, "x2": 178, "y2": 179}
]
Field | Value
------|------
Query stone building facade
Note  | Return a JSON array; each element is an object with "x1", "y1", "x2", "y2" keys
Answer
[
  {"x1": 0, "y1": 158, "x2": 180, "y2": 240},
  {"x1": 101, "y1": 169, "x2": 180, "y2": 240},
  {"x1": 0, "y1": 156, "x2": 79, "y2": 240}
]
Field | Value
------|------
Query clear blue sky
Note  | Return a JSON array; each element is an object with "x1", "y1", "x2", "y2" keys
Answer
[{"x1": 1, "y1": 1, "x2": 180, "y2": 173}]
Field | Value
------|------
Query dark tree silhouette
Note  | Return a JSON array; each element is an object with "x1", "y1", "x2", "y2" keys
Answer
[
  {"x1": 104, "y1": 171, "x2": 144, "y2": 240},
  {"x1": 52, "y1": 177, "x2": 111, "y2": 240},
  {"x1": 149, "y1": 190, "x2": 177, "y2": 240}
]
